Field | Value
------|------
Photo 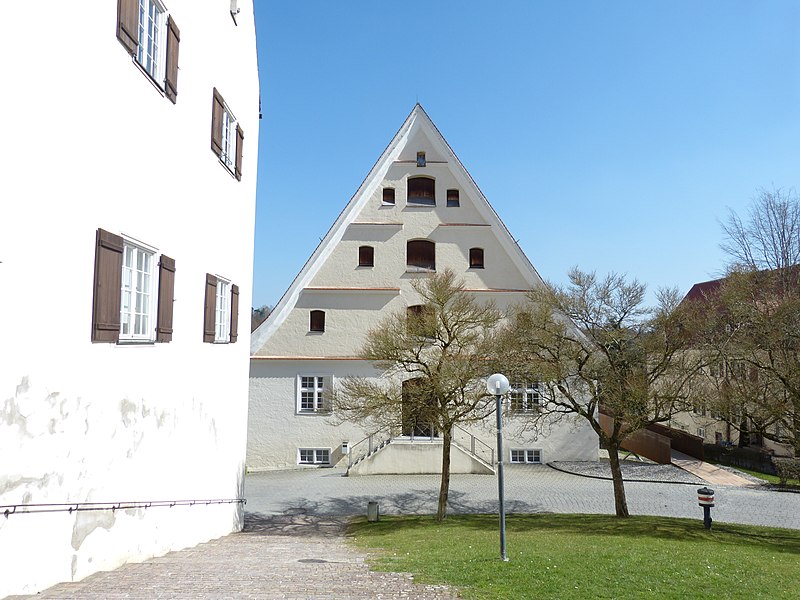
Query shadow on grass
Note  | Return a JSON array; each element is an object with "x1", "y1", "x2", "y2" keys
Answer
[{"x1": 348, "y1": 513, "x2": 800, "y2": 556}]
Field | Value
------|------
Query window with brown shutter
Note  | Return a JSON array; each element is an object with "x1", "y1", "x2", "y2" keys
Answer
[
  {"x1": 358, "y1": 246, "x2": 374, "y2": 267},
  {"x1": 469, "y1": 248, "x2": 484, "y2": 269},
  {"x1": 230, "y1": 284, "x2": 239, "y2": 343},
  {"x1": 407, "y1": 177, "x2": 435, "y2": 206},
  {"x1": 382, "y1": 188, "x2": 396, "y2": 205},
  {"x1": 203, "y1": 273, "x2": 217, "y2": 343},
  {"x1": 164, "y1": 16, "x2": 181, "y2": 103},
  {"x1": 92, "y1": 229, "x2": 124, "y2": 343},
  {"x1": 310, "y1": 310, "x2": 325, "y2": 333},
  {"x1": 156, "y1": 255, "x2": 176, "y2": 342},
  {"x1": 116, "y1": 0, "x2": 139, "y2": 56},
  {"x1": 235, "y1": 125, "x2": 244, "y2": 181},
  {"x1": 447, "y1": 189, "x2": 460, "y2": 207},
  {"x1": 211, "y1": 89, "x2": 225, "y2": 156},
  {"x1": 407, "y1": 240, "x2": 435, "y2": 271}
]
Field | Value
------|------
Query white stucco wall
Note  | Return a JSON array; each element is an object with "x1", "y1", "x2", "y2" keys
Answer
[
  {"x1": 248, "y1": 111, "x2": 598, "y2": 473},
  {"x1": 0, "y1": 2, "x2": 259, "y2": 597}
]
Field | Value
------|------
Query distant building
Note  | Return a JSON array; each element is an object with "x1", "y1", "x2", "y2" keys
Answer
[
  {"x1": 248, "y1": 105, "x2": 597, "y2": 474},
  {"x1": 0, "y1": 2, "x2": 259, "y2": 596}
]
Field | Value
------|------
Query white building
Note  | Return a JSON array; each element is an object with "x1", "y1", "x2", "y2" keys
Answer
[
  {"x1": 0, "y1": 2, "x2": 259, "y2": 596},
  {"x1": 248, "y1": 105, "x2": 597, "y2": 474}
]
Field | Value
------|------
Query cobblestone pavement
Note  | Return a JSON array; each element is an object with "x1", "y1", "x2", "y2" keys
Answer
[
  {"x1": 12, "y1": 464, "x2": 800, "y2": 599},
  {"x1": 7, "y1": 514, "x2": 457, "y2": 600}
]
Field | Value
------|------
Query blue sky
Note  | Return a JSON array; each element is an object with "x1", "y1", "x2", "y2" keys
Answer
[{"x1": 251, "y1": 1, "x2": 799, "y2": 310}]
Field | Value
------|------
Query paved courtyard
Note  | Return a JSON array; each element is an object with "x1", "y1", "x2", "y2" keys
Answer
[{"x1": 10, "y1": 465, "x2": 800, "y2": 599}]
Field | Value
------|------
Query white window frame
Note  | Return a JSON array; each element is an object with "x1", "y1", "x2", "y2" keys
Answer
[
  {"x1": 510, "y1": 449, "x2": 542, "y2": 464},
  {"x1": 119, "y1": 237, "x2": 159, "y2": 342},
  {"x1": 136, "y1": 0, "x2": 167, "y2": 86},
  {"x1": 296, "y1": 375, "x2": 331, "y2": 414},
  {"x1": 697, "y1": 427, "x2": 706, "y2": 439},
  {"x1": 298, "y1": 448, "x2": 330, "y2": 465},
  {"x1": 214, "y1": 277, "x2": 231, "y2": 342},
  {"x1": 220, "y1": 105, "x2": 238, "y2": 172},
  {"x1": 509, "y1": 382, "x2": 542, "y2": 413}
]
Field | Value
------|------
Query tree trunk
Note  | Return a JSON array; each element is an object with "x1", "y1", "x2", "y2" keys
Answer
[
  {"x1": 436, "y1": 429, "x2": 452, "y2": 522},
  {"x1": 607, "y1": 443, "x2": 629, "y2": 518}
]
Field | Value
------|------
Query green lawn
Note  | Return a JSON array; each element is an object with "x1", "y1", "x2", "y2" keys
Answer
[
  {"x1": 726, "y1": 465, "x2": 800, "y2": 487},
  {"x1": 348, "y1": 514, "x2": 800, "y2": 599}
]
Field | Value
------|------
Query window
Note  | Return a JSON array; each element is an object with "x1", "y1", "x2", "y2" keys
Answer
[
  {"x1": 297, "y1": 376, "x2": 329, "y2": 413},
  {"x1": 407, "y1": 240, "x2": 435, "y2": 271},
  {"x1": 510, "y1": 449, "x2": 542, "y2": 464},
  {"x1": 469, "y1": 248, "x2": 484, "y2": 269},
  {"x1": 116, "y1": 0, "x2": 180, "y2": 103},
  {"x1": 447, "y1": 189, "x2": 460, "y2": 207},
  {"x1": 407, "y1": 177, "x2": 435, "y2": 206},
  {"x1": 697, "y1": 428, "x2": 706, "y2": 439},
  {"x1": 203, "y1": 274, "x2": 239, "y2": 343},
  {"x1": 358, "y1": 246, "x2": 374, "y2": 267},
  {"x1": 211, "y1": 89, "x2": 244, "y2": 180},
  {"x1": 510, "y1": 383, "x2": 541, "y2": 412},
  {"x1": 310, "y1": 310, "x2": 326, "y2": 332},
  {"x1": 416, "y1": 151, "x2": 426, "y2": 167},
  {"x1": 298, "y1": 448, "x2": 330, "y2": 465},
  {"x1": 92, "y1": 229, "x2": 175, "y2": 344},
  {"x1": 382, "y1": 188, "x2": 396, "y2": 205}
]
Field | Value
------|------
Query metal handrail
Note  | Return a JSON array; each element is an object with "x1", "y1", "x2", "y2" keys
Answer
[
  {"x1": 2, "y1": 498, "x2": 245, "y2": 518},
  {"x1": 453, "y1": 425, "x2": 495, "y2": 467},
  {"x1": 347, "y1": 425, "x2": 394, "y2": 470}
]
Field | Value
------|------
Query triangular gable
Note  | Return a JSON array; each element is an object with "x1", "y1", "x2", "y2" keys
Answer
[{"x1": 251, "y1": 104, "x2": 546, "y2": 354}]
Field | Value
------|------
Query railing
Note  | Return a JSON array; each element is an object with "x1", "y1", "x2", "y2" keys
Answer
[
  {"x1": 453, "y1": 425, "x2": 495, "y2": 468},
  {"x1": 347, "y1": 425, "x2": 394, "y2": 472},
  {"x1": 2, "y1": 498, "x2": 245, "y2": 518}
]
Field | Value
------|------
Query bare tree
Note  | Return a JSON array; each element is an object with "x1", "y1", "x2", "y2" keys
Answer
[
  {"x1": 251, "y1": 304, "x2": 272, "y2": 332},
  {"x1": 333, "y1": 269, "x2": 502, "y2": 521},
  {"x1": 720, "y1": 187, "x2": 800, "y2": 272},
  {"x1": 499, "y1": 269, "x2": 706, "y2": 517}
]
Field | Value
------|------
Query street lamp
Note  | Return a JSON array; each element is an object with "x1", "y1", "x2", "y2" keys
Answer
[{"x1": 486, "y1": 373, "x2": 510, "y2": 562}]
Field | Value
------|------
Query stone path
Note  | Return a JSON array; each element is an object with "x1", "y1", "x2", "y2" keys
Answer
[
  {"x1": 7, "y1": 514, "x2": 457, "y2": 600},
  {"x1": 670, "y1": 450, "x2": 759, "y2": 487}
]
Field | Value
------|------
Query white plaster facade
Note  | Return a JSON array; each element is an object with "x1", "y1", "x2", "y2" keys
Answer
[
  {"x1": 0, "y1": 2, "x2": 259, "y2": 597},
  {"x1": 248, "y1": 106, "x2": 597, "y2": 473}
]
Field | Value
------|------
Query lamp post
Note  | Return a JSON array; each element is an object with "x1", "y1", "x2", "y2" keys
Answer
[{"x1": 486, "y1": 373, "x2": 511, "y2": 562}]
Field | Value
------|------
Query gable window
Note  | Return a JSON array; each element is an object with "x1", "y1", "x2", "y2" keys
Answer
[
  {"x1": 416, "y1": 151, "x2": 426, "y2": 167},
  {"x1": 310, "y1": 310, "x2": 326, "y2": 332},
  {"x1": 92, "y1": 229, "x2": 175, "y2": 344},
  {"x1": 298, "y1": 448, "x2": 330, "y2": 465},
  {"x1": 510, "y1": 449, "x2": 542, "y2": 464},
  {"x1": 407, "y1": 176, "x2": 435, "y2": 206},
  {"x1": 297, "y1": 376, "x2": 329, "y2": 413},
  {"x1": 211, "y1": 89, "x2": 244, "y2": 180},
  {"x1": 358, "y1": 246, "x2": 374, "y2": 267},
  {"x1": 510, "y1": 382, "x2": 541, "y2": 413},
  {"x1": 469, "y1": 248, "x2": 484, "y2": 269},
  {"x1": 447, "y1": 189, "x2": 460, "y2": 207},
  {"x1": 116, "y1": 0, "x2": 180, "y2": 103},
  {"x1": 407, "y1": 240, "x2": 435, "y2": 271},
  {"x1": 203, "y1": 273, "x2": 239, "y2": 343},
  {"x1": 382, "y1": 188, "x2": 396, "y2": 206}
]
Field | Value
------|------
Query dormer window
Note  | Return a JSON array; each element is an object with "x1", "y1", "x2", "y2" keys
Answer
[
  {"x1": 407, "y1": 176, "x2": 435, "y2": 206},
  {"x1": 469, "y1": 248, "x2": 484, "y2": 269},
  {"x1": 416, "y1": 151, "x2": 426, "y2": 167},
  {"x1": 382, "y1": 187, "x2": 396, "y2": 205}
]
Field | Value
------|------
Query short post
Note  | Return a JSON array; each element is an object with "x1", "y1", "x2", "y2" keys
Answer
[
  {"x1": 367, "y1": 501, "x2": 380, "y2": 522},
  {"x1": 486, "y1": 373, "x2": 511, "y2": 562},
  {"x1": 697, "y1": 487, "x2": 715, "y2": 530}
]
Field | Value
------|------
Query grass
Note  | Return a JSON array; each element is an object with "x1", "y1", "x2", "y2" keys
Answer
[
  {"x1": 724, "y1": 465, "x2": 800, "y2": 487},
  {"x1": 348, "y1": 514, "x2": 800, "y2": 599}
]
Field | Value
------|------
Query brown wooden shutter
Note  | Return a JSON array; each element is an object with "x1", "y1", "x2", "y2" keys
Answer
[
  {"x1": 92, "y1": 228, "x2": 124, "y2": 343},
  {"x1": 211, "y1": 89, "x2": 224, "y2": 156},
  {"x1": 156, "y1": 255, "x2": 176, "y2": 342},
  {"x1": 408, "y1": 177, "x2": 436, "y2": 205},
  {"x1": 203, "y1": 273, "x2": 217, "y2": 343},
  {"x1": 229, "y1": 284, "x2": 239, "y2": 343},
  {"x1": 407, "y1": 240, "x2": 435, "y2": 270},
  {"x1": 116, "y1": 0, "x2": 139, "y2": 56},
  {"x1": 359, "y1": 246, "x2": 374, "y2": 267},
  {"x1": 469, "y1": 248, "x2": 484, "y2": 268},
  {"x1": 164, "y1": 16, "x2": 181, "y2": 104},
  {"x1": 310, "y1": 310, "x2": 325, "y2": 332},
  {"x1": 235, "y1": 125, "x2": 244, "y2": 181},
  {"x1": 382, "y1": 188, "x2": 396, "y2": 205}
]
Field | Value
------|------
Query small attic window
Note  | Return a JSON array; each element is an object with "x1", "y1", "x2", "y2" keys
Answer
[
  {"x1": 447, "y1": 189, "x2": 460, "y2": 207},
  {"x1": 382, "y1": 188, "x2": 396, "y2": 205},
  {"x1": 407, "y1": 176, "x2": 435, "y2": 206},
  {"x1": 359, "y1": 245, "x2": 374, "y2": 267},
  {"x1": 310, "y1": 310, "x2": 325, "y2": 332},
  {"x1": 416, "y1": 152, "x2": 426, "y2": 167},
  {"x1": 469, "y1": 248, "x2": 484, "y2": 269}
]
